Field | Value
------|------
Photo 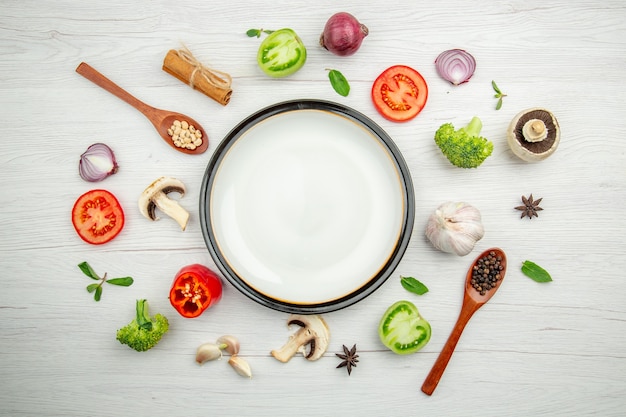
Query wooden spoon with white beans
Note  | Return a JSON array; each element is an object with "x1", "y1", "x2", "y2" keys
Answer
[{"x1": 76, "y1": 62, "x2": 208, "y2": 155}]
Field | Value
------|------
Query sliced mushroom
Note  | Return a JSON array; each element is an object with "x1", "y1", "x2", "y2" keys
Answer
[
  {"x1": 138, "y1": 176, "x2": 189, "y2": 230},
  {"x1": 271, "y1": 314, "x2": 330, "y2": 363},
  {"x1": 507, "y1": 108, "x2": 560, "y2": 162}
]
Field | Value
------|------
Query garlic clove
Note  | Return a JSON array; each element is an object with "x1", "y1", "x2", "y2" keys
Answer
[
  {"x1": 216, "y1": 335, "x2": 240, "y2": 355},
  {"x1": 228, "y1": 355, "x2": 252, "y2": 378},
  {"x1": 195, "y1": 342, "x2": 223, "y2": 364}
]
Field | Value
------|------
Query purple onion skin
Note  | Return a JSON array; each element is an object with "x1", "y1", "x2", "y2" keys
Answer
[{"x1": 319, "y1": 12, "x2": 369, "y2": 57}]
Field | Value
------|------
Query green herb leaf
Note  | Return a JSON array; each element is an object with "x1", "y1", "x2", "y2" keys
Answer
[
  {"x1": 327, "y1": 69, "x2": 350, "y2": 97},
  {"x1": 78, "y1": 261, "x2": 100, "y2": 280},
  {"x1": 86, "y1": 283, "x2": 100, "y2": 293},
  {"x1": 400, "y1": 276, "x2": 429, "y2": 295},
  {"x1": 491, "y1": 80, "x2": 501, "y2": 95},
  {"x1": 246, "y1": 28, "x2": 273, "y2": 38},
  {"x1": 79, "y1": 262, "x2": 133, "y2": 301},
  {"x1": 106, "y1": 277, "x2": 134, "y2": 287},
  {"x1": 94, "y1": 286, "x2": 103, "y2": 301},
  {"x1": 521, "y1": 260, "x2": 552, "y2": 283},
  {"x1": 491, "y1": 80, "x2": 507, "y2": 110}
]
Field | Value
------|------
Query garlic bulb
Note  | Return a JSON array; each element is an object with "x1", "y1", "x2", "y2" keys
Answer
[{"x1": 425, "y1": 202, "x2": 484, "y2": 256}]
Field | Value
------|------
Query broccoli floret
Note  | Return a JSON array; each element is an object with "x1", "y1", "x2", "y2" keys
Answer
[
  {"x1": 434, "y1": 116, "x2": 494, "y2": 168},
  {"x1": 116, "y1": 299, "x2": 169, "y2": 352}
]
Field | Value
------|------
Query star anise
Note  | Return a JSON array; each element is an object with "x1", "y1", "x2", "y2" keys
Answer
[
  {"x1": 515, "y1": 194, "x2": 543, "y2": 219},
  {"x1": 336, "y1": 344, "x2": 359, "y2": 375}
]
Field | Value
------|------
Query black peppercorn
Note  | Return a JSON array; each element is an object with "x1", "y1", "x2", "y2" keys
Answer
[{"x1": 471, "y1": 252, "x2": 504, "y2": 294}]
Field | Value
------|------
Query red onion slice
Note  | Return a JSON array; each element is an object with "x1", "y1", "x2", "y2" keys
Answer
[
  {"x1": 79, "y1": 143, "x2": 118, "y2": 182},
  {"x1": 435, "y1": 49, "x2": 476, "y2": 85}
]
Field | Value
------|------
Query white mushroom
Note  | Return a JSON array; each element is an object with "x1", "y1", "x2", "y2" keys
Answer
[
  {"x1": 138, "y1": 176, "x2": 189, "y2": 230},
  {"x1": 271, "y1": 314, "x2": 330, "y2": 363},
  {"x1": 507, "y1": 108, "x2": 560, "y2": 162}
]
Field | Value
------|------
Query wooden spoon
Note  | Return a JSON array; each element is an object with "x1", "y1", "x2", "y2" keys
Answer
[
  {"x1": 75, "y1": 62, "x2": 208, "y2": 155},
  {"x1": 421, "y1": 247, "x2": 507, "y2": 396}
]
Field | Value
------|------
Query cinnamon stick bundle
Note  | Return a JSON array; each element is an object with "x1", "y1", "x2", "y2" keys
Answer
[{"x1": 162, "y1": 48, "x2": 232, "y2": 106}]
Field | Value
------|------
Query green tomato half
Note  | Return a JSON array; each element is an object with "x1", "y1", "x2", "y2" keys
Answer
[
  {"x1": 257, "y1": 28, "x2": 307, "y2": 78},
  {"x1": 378, "y1": 300, "x2": 432, "y2": 355}
]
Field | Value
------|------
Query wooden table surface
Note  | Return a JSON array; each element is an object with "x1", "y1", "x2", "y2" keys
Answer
[{"x1": 2, "y1": 1, "x2": 625, "y2": 416}]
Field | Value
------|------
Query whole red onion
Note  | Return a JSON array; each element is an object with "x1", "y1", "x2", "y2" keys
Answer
[{"x1": 319, "y1": 12, "x2": 369, "y2": 57}]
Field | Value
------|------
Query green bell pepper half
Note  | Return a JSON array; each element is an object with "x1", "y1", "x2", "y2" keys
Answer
[
  {"x1": 257, "y1": 28, "x2": 307, "y2": 78},
  {"x1": 378, "y1": 300, "x2": 432, "y2": 355}
]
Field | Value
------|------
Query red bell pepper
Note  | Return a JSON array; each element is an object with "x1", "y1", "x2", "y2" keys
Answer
[{"x1": 169, "y1": 264, "x2": 223, "y2": 318}]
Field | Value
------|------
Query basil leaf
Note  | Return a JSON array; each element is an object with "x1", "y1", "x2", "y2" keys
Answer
[
  {"x1": 86, "y1": 283, "x2": 100, "y2": 293},
  {"x1": 521, "y1": 260, "x2": 552, "y2": 282},
  {"x1": 400, "y1": 276, "x2": 429, "y2": 295},
  {"x1": 328, "y1": 69, "x2": 350, "y2": 97},
  {"x1": 94, "y1": 286, "x2": 103, "y2": 302},
  {"x1": 106, "y1": 277, "x2": 134, "y2": 287},
  {"x1": 78, "y1": 261, "x2": 100, "y2": 280}
]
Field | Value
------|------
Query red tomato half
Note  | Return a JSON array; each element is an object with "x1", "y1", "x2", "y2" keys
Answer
[
  {"x1": 371, "y1": 65, "x2": 428, "y2": 122},
  {"x1": 71, "y1": 189, "x2": 125, "y2": 245},
  {"x1": 169, "y1": 264, "x2": 223, "y2": 318}
]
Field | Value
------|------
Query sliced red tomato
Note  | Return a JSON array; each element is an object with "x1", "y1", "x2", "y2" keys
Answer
[
  {"x1": 371, "y1": 65, "x2": 428, "y2": 122},
  {"x1": 72, "y1": 189, "x2": 124, "y2": 245}
]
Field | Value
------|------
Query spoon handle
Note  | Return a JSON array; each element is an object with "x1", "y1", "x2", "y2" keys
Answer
[
  {"x1": 421, "y1": 305, "x2": 476, "y2": 395},
  {"x1": 76, "y1": 62, "x2": 156, "y2": 119}
]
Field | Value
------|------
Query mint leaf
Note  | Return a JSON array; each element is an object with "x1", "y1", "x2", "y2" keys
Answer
[
  {"x1": 86, "y1": 283, "x2": 100, "y2": 293},
  {"x1": 400, "y1": 276, "x2": 429, "y2": 295},
  {"x1": 491, "y1": 80, "x2": 507, "y2": 110},
  {"x1": 78, "y1": 261, "x2": 100, "y2": 280},
  {"x1": 246, "y1": 28, "x2": 274, "y2": 38},
  {"x1": 491, "y1": 80, "x2": 502, "y2": 95},
  {"x1": 521, "y1": 260, "x2": 552, "y2": 282},
  {"x1": 106, "y1": 277, "x2": 134, "y2": 287},
  {"x1": 327, "y1": 69, "x2": 350, "y2": 97},
  {"x1": 94, "y1": 286, "x2": 103, "y2": 301},
  {"x1": 79, "y1": 262, "x2": 133, "y2": 301}
]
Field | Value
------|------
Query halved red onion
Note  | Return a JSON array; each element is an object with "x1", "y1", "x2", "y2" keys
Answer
[
  {"x1": 79, "y1": 143, "x2": 118, "y2": 182},
  {"x1": 434, "y1": 49, "x2": 476, "y2": 85}
]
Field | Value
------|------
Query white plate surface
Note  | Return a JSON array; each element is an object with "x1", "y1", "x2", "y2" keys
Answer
[{"x1": 205, "y1": 104, "x2": 411, "y2": 308}]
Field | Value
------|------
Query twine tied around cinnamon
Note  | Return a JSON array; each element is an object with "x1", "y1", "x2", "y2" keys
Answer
[
  {"x1": 162, "y1": 46, "x2": 233, "y2": 106},
  {"x1": 177, "y1": 46, "x2": 232, "y2": 90}
]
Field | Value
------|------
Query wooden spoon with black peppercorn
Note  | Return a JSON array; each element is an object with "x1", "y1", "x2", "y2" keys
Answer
[
  {"x1": 421, "y1": 247, "x2": 507, "y2": 396},
  {"x1": 76, "y1": 62, "x2": 208, "y2": 155}
]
